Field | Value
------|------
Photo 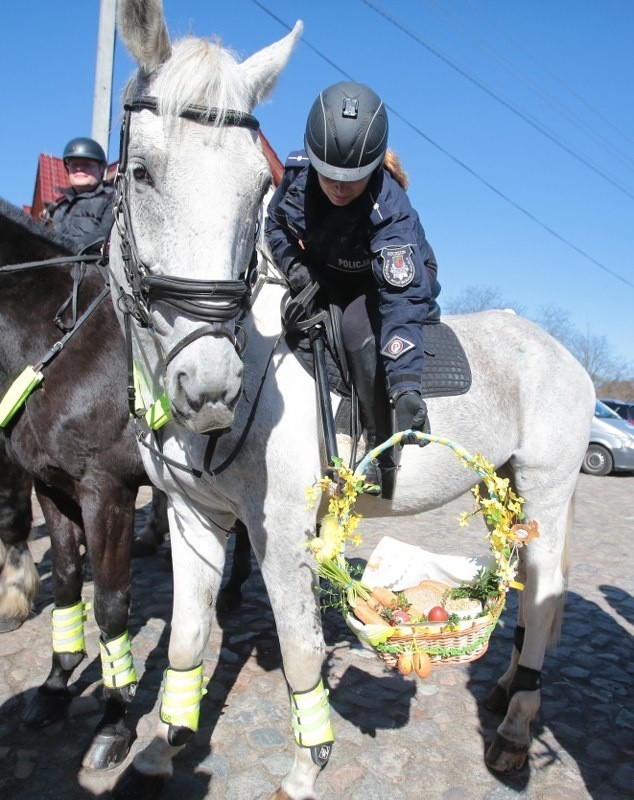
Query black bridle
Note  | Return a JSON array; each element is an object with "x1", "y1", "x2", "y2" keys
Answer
[{"x1": 114, "y1": 95, "x2": 260, "y2": 363}]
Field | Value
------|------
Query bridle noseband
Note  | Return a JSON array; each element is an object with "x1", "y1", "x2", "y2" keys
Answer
[{"x1": 114, "y1": 94, "x2": 260, "y2": 360}]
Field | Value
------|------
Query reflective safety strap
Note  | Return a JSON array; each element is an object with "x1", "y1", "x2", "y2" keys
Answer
[
  {"x1": 0, "y1": 366, "x2": 44, "y2": 427},
  {"x1": 99, "y1": 631, "x2": 137, "y2": 689},
  {"x1": 290, "y1": 679, "x2": 334, "y2": 749},
  {"x1": 133, "y1": 363, "x2": 171, "y2": 429},
  {"x1": 52, "y1": 600, "x2": 88, "y2": 654},
  {"x1": 159, "y1": 664, "x2": 205, "y2": 731}
]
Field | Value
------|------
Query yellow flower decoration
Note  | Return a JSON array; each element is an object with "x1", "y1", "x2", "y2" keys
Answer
[{"x1": 306, "y1": 438, "x2": 539, "y2": 602}]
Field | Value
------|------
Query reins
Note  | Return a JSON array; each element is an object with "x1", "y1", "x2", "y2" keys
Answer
[{"x1": 0, "y1": 254, "x2": 111, "y2": 427}]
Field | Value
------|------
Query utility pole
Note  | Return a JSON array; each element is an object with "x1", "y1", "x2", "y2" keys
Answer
[{"x1": 92, "y1": 0, "x2": 117, "y2": 161}]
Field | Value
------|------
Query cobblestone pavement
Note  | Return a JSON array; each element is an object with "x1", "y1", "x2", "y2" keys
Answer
[{"x1": 1, "y1": 472, "x2": 633, "y2": 800}]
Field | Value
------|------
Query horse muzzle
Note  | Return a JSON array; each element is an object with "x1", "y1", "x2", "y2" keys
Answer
[{"x1": 164, "y1": 335, "x2": 244, "y2": 433}]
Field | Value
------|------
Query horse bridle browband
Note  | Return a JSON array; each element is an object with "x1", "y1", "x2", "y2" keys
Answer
[{"x1": 114, "y1": 95, "x2": 260, "y2": 362}]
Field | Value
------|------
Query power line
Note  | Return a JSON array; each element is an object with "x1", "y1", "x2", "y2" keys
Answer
[
  {"x1": 361, "y1": 0, "x2": 634, "y2": 201},
  {"x1": 248, "y1": 0, "x2": 634, "y2": 291},
  {"x1": 463, "y1": 0, "x2": 634, "y2": 151},
  {"x1": 418, "y1": 0, "x2": 634, "y2": 176}
]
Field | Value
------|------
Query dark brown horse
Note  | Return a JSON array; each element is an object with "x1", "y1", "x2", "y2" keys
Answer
[
  {"x1": 0, "y1": 197, "x2": 154, "y2": 769},
  {"x1": 0, "y1": 197, "x2": 251, "y2": 770}
]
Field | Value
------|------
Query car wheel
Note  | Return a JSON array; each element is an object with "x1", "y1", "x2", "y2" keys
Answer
[{"x1": 581, "y1": 444, "x2": 614, "y2": 476}]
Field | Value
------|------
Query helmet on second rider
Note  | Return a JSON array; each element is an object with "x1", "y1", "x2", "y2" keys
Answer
[
  {"x1": 304, "y1": 81, "x2": 389, "y2": 182},
  {"x1": 62, "y1": 137, "x2": 107, "y2": 169}
]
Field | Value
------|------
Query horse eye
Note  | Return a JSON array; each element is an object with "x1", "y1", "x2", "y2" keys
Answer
[{"x1": 131, "y1": 164, "x2": 152, "y2": 184}]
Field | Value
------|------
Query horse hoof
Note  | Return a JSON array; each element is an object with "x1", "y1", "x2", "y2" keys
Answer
[
  {"x1": 21, "y1": 689, "x2": 71, "y2": 728},
  {"x1": 485, "y1": 732, "x2": 529, "y2": 772},
  {"x1": 0, "y1": 612, "x2": 29, "y2": 633},
  {"x1": 131, "y1": 537, "x2": 160, "y2": 558},
  {"x1": 217, "y1": 587, "x2": 243, "y2": 612},
  {"x1": 111, "y1": 765, "x2": 167, "y2": 800},
  {"x1": 82, "y1": 728, "x2": 132, "y2": 771},
  {"x1": 484, "y1": 683, "x2": 509, "y2": 714}
]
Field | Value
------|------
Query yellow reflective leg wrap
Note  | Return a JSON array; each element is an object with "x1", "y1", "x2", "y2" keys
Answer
[
  {"x1": 99, "y1": 631, "x2": 137, "y2": 689},
  {"x1": 52, "y1": 600, "x2": 87, "y2": 654},
  {"x1": 159, "y1": 664, "x2": 205, "y2": 731},
  {"x1": 290, "y1": 679, "x2": 334, "y2": 768}
]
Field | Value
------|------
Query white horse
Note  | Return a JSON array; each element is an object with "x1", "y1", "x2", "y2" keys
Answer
[{"x1": 110, "y1": 2, "x2": 595, "y2": 799}]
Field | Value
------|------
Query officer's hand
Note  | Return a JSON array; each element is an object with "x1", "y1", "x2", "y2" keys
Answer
[
  {"x1": 287, "y1": 263, "x2": 314, "y2": 295},
  {"x1": 394, "y1": 391, "x2": 429, "y2": 445}
]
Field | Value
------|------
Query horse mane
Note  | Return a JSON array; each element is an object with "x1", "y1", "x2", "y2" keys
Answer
[
  {"x1": 0, "y1": 197, "x2": 76, "y2": 265},
  {"x1": 124, "y1": 36, "x2": 248, "y2": 125}
]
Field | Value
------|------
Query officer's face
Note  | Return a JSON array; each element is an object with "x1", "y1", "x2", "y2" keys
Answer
[
  {"x1": 317, "y1": 174, "x2": 370, "y2": 207},
  {"x1": 66, "y1": 158, "x2": 103, "y2": 192}
]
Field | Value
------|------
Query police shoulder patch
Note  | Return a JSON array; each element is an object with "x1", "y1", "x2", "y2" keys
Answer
[
  {"x1": 380, "y1": 335, "x2": 415, "y2": 361},
  {"x1": 381, "y1": 245, "x2": 415, "y2": 287}
]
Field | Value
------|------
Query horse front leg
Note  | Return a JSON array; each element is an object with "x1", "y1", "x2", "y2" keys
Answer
[
  {"x1": 252, "y1": 513, "x2": 330, "y2": 800},
  {"x1": 112, "y1": 499, "x2": 228, "y2": 800},
  {"x1": 485, "y1": 520, "x2": 569, "y2": 772},
  {"x1": 81, "y1": 478, "x2": 138, "y2": 771},
  {"x1": 21, "y1": 485, "x2": 85, "y2": 728},
  {"x1": 0, "y1": 452, "x2": 39, "y2": 632}
]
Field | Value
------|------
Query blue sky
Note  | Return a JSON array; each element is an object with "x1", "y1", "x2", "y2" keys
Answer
[{"x1": 2, "y1": 1, "x2": 632, "y2": 369}]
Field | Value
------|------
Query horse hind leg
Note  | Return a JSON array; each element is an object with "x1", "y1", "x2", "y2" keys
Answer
[
  {"x1": 217, "y1": 519, "x2": 252, "y2": 611},
  {"x1": 485, "y1": 484, "x2": 573, "y2": 772},
  {"x1": 131, "y1": 486, "x2": 169, "y2": 558},
  {"x1": 0, "y1": 540, "x2": 40, "y2": 633},
  {"x1": 0, "y1": 458, "x2": 39, "y2": 632}
]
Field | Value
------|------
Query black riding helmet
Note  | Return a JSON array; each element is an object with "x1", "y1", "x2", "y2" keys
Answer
[
  {"x1": 304, "y1": 81, "x2": 388, "y2": 182},
  {"x1": 63, "y1": 137, "x2": 107, "y2": 169}
]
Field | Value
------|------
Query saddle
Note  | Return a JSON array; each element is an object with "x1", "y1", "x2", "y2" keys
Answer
[{"x1": 284, "y1": 300, "x2": 472, "y2": 478}]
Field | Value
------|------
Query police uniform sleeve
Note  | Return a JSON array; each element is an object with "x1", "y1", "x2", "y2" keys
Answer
[
  {"x1": 370, "y1": 196, "x2": 433, "y2": 399},
  {"x1": 264, "y1": 155, "x2": 310, "y2": 280}
]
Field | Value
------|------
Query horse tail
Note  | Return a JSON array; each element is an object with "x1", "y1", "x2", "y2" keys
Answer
[{"x1": 548, "y1": 490, "x2": 574, "y2": 649}]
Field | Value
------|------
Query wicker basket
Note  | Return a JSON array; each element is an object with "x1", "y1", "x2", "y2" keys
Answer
[
  {"x1": 340, "y1": 431, "x2": 521, "y2": 669},
  {"x1": 373, "y1": 596, "x2": 505, "y2": 667}
]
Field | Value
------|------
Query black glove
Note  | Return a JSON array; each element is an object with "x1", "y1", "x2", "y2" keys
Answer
[
  {"x1": 394, "y1": 391, "x2": 429, "y2": 445},
  {"x1": 287, "y1": 262, "x2": 314, "y2": 295}
]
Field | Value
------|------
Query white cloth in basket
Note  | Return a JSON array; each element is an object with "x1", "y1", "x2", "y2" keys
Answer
[{"x1": 362, "y1": 536, "x2": 496, "y2": 591}]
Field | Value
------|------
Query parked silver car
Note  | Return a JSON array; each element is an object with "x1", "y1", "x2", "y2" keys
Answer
[{"x1": 581, "y1": 400, "x2": 634, "y2": 476}]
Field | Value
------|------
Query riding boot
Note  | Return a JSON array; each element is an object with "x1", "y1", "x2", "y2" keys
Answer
[{"x1": 347, "y1": 337, "x2": 396, "y2": 499}]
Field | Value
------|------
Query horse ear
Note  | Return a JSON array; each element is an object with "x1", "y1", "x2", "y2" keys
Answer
[
  {"x1": 238, "y1": 21, "x2": 303, "y2": 109},
  {"x1": 117, "y1": 0, "x2": 172, "y2": 73}
]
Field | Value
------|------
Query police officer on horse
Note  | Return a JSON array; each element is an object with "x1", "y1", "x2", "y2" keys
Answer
[{"x1": 265, "y1": 81, "x2": 440, "y2": 491}]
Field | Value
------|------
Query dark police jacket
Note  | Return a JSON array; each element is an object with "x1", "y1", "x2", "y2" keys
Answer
[
  {"x1": 265, "y1": 151, "x2": 438, "y2": 399},
  {"x1": 46, "y1": 181, "x2": 115, "y2": 250}
]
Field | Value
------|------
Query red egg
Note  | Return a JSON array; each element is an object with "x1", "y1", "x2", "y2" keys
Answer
[{"x1": 427, "y1": 605, "x2": 449, "y2": 622}]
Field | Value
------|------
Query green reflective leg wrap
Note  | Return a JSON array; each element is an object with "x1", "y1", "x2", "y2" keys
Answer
[
  {"x1": 99, "y1": 631, "x2": 137, "y2": 689},
  {"x1": 52, "y1": 600, "x2": 88, "y2": 654},
  {"x1": 290, "y1": 679, "x2": 334, "y2": 768},
  {"x1": 159, "y1": 664, "x2": 205, "y2": 732}
]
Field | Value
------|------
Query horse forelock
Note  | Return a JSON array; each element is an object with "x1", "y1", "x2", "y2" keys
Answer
[{"x1": 126, "y1": 36, "x2": 249, "y2": 125}]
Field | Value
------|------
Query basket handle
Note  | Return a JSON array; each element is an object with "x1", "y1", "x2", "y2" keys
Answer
[{"x1": 354, "y1": 431, "x2": 489, "y2": 483}]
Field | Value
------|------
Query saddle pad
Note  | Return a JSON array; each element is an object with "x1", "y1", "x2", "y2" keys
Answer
[
  {"x1": 421, "y1": 322, "x2": 472, "y2": 398},
  {"x1": 288, "y1": 320, "x2": 471, "y2": 401}
]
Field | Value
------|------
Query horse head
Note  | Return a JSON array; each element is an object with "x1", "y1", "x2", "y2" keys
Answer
[{"x1": 111, "y1": 0, "x2": 302, "y2": 433}]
